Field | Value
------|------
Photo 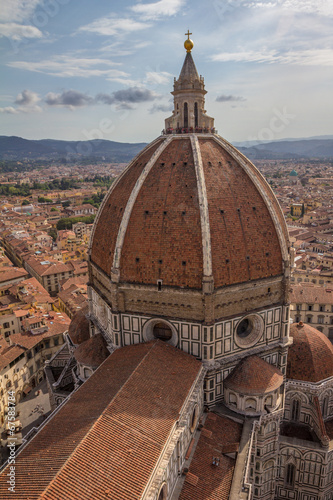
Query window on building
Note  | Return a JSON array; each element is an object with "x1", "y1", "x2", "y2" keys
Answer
[
  {"x1": 194, "y1": 102, "x2": 198, "y2": 128},
  {"x1": 307, "y1": 316, "x2": 312, "y2": 323},
  {"x1": 3, "y1": 322, "x2": 9, "y2": 329},
  {"x1": 295, "y1": 316, "x2": 300, "y2": 323},
  {"x1": 318, "y1": 316, "x2": 324, "y2": 324},
  {"x1": 291, "y1": 399, "x2": 300, "y2": 421},
  {"x1": 319, "y1": 305, "x2": 325, "y2": 312},
  {"x1": 44, "y1": 340, "x2": 50, "y2": 349},
  {"x1": 26, "y1": 351, "x2": 32, "y2": 360},
  {"x1": 329, "y1": 328, "x2": 333, "y2": 342},
  {"x1": 29, "y1": 366, "x2": 34, "y2": 376},
  {"x1": 317, "y1": 327, "x2": 323, "y2": 332},
  {"x1": 184, "y1": 102, "x2": 188, "y2": 128},
  {"x1": 308, "y1": 305, "x2": 313, "y2": 311},
  {"x1": 285, "y1": 463, "x2": 295, "y2": 488},
  {"x1": 322, "y1": 397, "x2": 329, "y2": 418},
  {"x1": 296, "y1": 305, "x2": 301, "y2": 311},
  {"x1": 153, "y1": 322, "x2": 172, "y2": 341},
  {"x1": 54, "y1": 337, "x2": 59, "y2": 346}
]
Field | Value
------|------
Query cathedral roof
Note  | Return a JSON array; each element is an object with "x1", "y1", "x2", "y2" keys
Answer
[
  {"x1": 179, "y1": 412, "x2": 243, "y2": 500},
  {"x1": 90, "y1": 134, "x2": 288, "y2": 290},
  {"x1": 287, "y1": 322, "x2": 333, "y2": 382},
  {"x1": 74, "y1": 332, "x2": 109, "y2": 368},
  {"x1": 224, "y1": 355, "x2": 284, "y2": 395},
  {"x1": 0, "y1": 341, "x2": 202, "y2": 499}
]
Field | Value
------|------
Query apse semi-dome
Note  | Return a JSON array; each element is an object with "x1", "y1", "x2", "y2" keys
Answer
[
  {"x1": 90, "y1": 135, "x2": 288, "y2": 290},
  {"x1": 287, "y1": 322, "x2": 333, "y2": 383}
]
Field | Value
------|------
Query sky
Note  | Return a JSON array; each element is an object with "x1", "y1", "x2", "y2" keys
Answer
[{"x1": 0, "y1": 0, "x2": 333, "y2": 145}]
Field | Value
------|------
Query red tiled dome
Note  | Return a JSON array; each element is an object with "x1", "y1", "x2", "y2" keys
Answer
[
  {"x1": 90, "y1": 134, "x2": 288, "y2": 290},
  {"x1": 224, "y1": 355, "x2": 283, "y2": 395},
  {"x1": 287, "y1": 322, "x2": 333, "y2": 382},
  {"x1": 68, "y1": 303, "x2": 90, "y2": 345},
  {"x1": 74, "y1": 333, "x2": 109, "y2": 368}
]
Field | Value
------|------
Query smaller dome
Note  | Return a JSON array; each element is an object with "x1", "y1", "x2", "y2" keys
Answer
[
  {"x1": 224, "y1": 355, "x2": 283, "y2": 396},
  {"x1": 68, "y1": 303, "x2": 90, "y2": 345},
  {"x1": 288, "y1": 322, "x2": 333, "y2": 382},
  {"x1": 74, "y1": 333, "x2": 109, "y2": 368},
  {"x1": 289, "y1": 169, "x2": 298, "y2": 177}
]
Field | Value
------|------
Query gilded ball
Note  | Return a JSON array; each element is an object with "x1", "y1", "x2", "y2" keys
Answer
[{"x1": 184, "y1": 38, "x2": 194, "y2": 52}]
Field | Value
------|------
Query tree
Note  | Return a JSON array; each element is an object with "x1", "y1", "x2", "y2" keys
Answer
[{"x1": 22, "y1": 199, "x2": 30, "y2": 206}]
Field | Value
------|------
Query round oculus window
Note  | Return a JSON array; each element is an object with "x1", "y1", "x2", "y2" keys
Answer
[
  {"x1": 234, "y1": 314, "x2": 264, "y2": 348},
  {"x1": 153, "y1": 322, "x2": 172, "y2": 341},
  {"x1": 237, "y1": 318, "x2": 252, "y2": 338}
]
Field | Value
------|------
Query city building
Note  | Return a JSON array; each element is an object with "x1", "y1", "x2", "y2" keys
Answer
[
  {"x1": 290, "y1": 284, "x2": 333, "y2": 340},
  {"x1": 0, "y1": 35, "x2": 332, "y2": 500}
]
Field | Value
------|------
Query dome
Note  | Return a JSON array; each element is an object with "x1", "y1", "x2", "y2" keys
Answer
[
  {"x1": 287, "y1": 322, "x2": 333, "y2": 382},
  {"x1": 90, "y1": 134, "x2": 288, "y2": 290},
  {"x1": 74, "y1": 333, "x2": 109, "y2": 368},
  {"x1": 224, "y1": 355, "x2": 283, "y2": 396},
  {"x1": 68, "y1": 303, "x2": 90, "y2": 345},
  {"x1": 289, "y1": 169, "x2": 298, "y2": 177}
]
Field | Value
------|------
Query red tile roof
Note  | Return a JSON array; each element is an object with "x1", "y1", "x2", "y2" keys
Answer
[
  {"x1": 224, "y1": 355, "x2": 283, "y2": 395},
  {"x1": 288, "y1": 322, "x2": 333, "y2": 382},
  {"x1": 179, "y1": 412, "x2": 243, "y2": 500},
  {"x1": 0, "y1": 340, "x2": 202, "y2": 500}
]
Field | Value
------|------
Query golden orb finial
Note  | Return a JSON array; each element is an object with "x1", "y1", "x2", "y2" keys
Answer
[{"x1": 184, "y1": 30, "x2": 194, "y2": 52}]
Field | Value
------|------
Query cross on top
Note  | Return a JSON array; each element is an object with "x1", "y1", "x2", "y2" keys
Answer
[{"x1": 185, "y1": 30, "x2": 192, "y2": 39}]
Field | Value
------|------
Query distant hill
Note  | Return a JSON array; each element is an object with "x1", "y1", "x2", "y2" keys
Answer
[
  {"x1": 0, "y1": 136, "x2": 148, "y2": 162},
  {"x1": 238, "y1": 138, "x2": 333, "y2": 160},
  {"x1": 0, "y1": 135, "x2": 333, "y2": 162}
]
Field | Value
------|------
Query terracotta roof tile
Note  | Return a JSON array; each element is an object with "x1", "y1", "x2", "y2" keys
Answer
[
  {"x1": 179, "y1": 412, "x2": 243, "y2": 500},
  {"x1": 0, "y1": 341, "x2": 202, "y2": 500}
]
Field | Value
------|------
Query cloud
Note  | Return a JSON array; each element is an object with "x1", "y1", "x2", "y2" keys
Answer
[
  {"x1": 149, "y1": 103, "x2": 172, "y2": 113},
  {"x1": 15, "y1": 89, "x2": 40, "y2": 106},
  {"x1": 0, "y1": 22, "x2": 43, "y2": 41},
  {"x1": 79, "y1": 16, "x2": 151, "y2": 36},
  {"x1": 211, "y1": 48, "x2": 333, "y2": 66},
  {"x1": 145, "y1": 71, "x2": 172, "y2": 85},
  {"x1": 0, "y1": 107, "x2": 19, "y2": 114},
  {"x1": 1, "y1": 0, "x2": 42, "y2": 23},
  {"x1": 97, "y1": 87, "x2": 158, "y2": 106},
  {"x1": 8, "y1": 55, "x2": 128, "y2": 79},
  {"x1": 131, "y1": 0, "x2": 185, "y2": 19},
  {"x1": 45, "y1": 90, "x2": 94, "y2": 108},
  {"x1": 246, "y1": 0, "x2": 333, "y2": 17},
  {"x1": 0, "y1": 1, "x2": 45, "y2": 40},
  {"x1": 10, "y1": 89, "x2": 43, "y2": 113},
  {"x1": 216, "y1": 94, "x2": 246, "y2": 103}
]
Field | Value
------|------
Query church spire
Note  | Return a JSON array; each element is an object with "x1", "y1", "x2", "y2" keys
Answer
[{"x1": 164, "y1": 33, "x2": 215, "y2": 134}]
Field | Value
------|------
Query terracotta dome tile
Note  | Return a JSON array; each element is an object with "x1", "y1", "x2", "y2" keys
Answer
[
  {"x1": 224, "y1": 355, "x2": 283, "y2": 395},
  {"x1": 287, "y1": 322, "x2": 333, "y2": 382},
  {"x1": 74, "y1": 333, "x2": 109, "y2": 368}
]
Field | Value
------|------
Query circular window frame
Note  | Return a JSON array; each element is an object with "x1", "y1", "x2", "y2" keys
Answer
[
  {"x1": 143, "y1": 318, "x2": 178, "y2": 347},
  {"x1": 234, "y1": 314, "x2": 264, "y2": 349}
]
